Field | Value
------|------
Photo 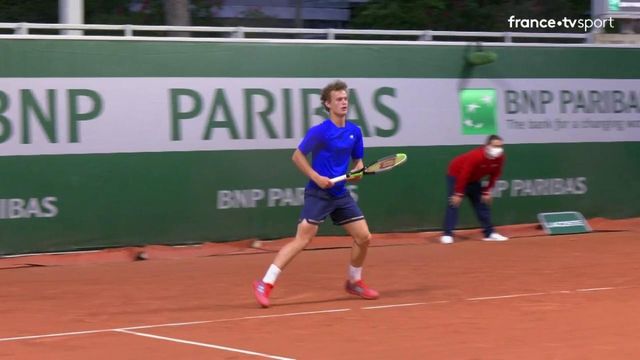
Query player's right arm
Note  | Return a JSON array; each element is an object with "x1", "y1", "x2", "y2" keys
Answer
[
  {"x1": 292, "y1": 149, "x2": 333, "y2": 188},
  {"x1": 295, "y1": 124, "x2": 333, "y2": 189}
]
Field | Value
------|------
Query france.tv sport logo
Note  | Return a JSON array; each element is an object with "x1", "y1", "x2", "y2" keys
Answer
[{"x1": 459, "y1": 89, "x2": 498, "y2": 135}]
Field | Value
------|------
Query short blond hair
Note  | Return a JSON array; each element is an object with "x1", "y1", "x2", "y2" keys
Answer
[{"x1": 321, "y1": 80, "x2": 348, "y2": 112}]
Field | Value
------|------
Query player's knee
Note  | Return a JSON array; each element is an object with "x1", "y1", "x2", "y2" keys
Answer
[
  {"x1": 295, "y1": 236, "x2": 312, "y2": 248},
  {"x1": 355, "y1": 232, "x2": 371, "y2": 246}
]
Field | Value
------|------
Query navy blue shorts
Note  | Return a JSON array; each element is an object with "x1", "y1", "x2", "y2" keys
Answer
[{"x1": 299, "y1": 188, "x2": 364, "y2": 226}]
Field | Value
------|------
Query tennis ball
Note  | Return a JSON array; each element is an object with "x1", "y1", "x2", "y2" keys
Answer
[
  {"x1": 251, "y1": 240, "x2": 263, "y2": 249},
  {"x1": 466, "y1": 51, "x2": 498, "y2": 66}
]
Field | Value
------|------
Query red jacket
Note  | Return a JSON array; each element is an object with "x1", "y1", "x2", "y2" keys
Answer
[{"x1": 447, "y1": 146, "x2": 505, "y2": 195}]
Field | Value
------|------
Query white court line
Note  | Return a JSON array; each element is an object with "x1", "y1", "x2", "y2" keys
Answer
[
  {"x1": 117, "y1": 329, "x2": 295, "y2": 360},
  {"x1": 575, "y1": 287, "x2": 615, "y2": 292},
  {"x1": 466, "y1": 292, "x2": 549, "y2": 301},
  {"x1": 362, "y1": 302, "x2": 426, "y2": 310},
  {"x1": 229, "y1": 308, "x2": 351, "y2": 321},
  {"x1": 0, "y1": 286, "x2": 633, "y2": 343},
  {"x1": 362, "y1": 301, "x2": 450, "y2": 310},
  {"x1": 465, "y1": 286, "x2": 632, "y2": 301},
  {"x1": 0, "y1": 328, "x2": 117, "y2": 342},
  {"x1": 122, "y1": 308, "x2": 352, "y2": 331},
  {"x1": 0, "y1": 309, "x2": 351, "y2": 342},
  {"x1": 550, "y1": 290, "x2": 573, "y2": 294}
]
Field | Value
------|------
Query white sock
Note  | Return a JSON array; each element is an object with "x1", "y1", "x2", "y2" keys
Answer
[
  {"x1": 348, "y1": 265, "x2": 362, "y2": 283},
  {"x1": 262, "y1": 264, "x2": 281, "y2": 285}
]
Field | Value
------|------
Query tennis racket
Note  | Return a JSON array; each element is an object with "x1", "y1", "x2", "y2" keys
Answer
[{"x1": 330, "y1": 153, "x2": 407, "y2": 184}]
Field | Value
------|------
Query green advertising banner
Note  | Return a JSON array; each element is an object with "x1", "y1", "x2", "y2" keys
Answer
[{"x1": 0, "y1": 38, "x2": 639, "y2": 255}]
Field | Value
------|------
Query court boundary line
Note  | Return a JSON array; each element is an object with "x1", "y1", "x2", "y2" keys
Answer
[
  {"x1": 466, "y1": 292, "x2": 548, "y2": 301},
  {"x1": 116, "y1": 329, "x2": 295, "y2": 360},
  {"x1": 0, "y1": 308, "x2": 351, "y2": 342},
  {"x1": 0, "y1": 285, "x2": 634, "y2": 343}
]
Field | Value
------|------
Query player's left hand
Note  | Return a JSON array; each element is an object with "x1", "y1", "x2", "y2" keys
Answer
[
  {"x1": 481, "y1": 194, "x2": 492, "y2": 205},
  {"x1": 346, "y1": 168, "x2": 364, "y2": 182}
]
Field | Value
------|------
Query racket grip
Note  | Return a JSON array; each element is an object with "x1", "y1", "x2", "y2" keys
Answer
[{"x1": 330, "y1": 174, "x2": 347, "y2": 184}]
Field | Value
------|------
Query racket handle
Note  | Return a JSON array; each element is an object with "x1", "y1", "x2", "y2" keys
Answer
[{"x1": 330, "y1": 174, "x2": 347, "y2": 184}]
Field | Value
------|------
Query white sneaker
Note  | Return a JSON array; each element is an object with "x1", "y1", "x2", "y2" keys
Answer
[
  {"x1": 440, "y1": 235, "x2": 454, "y2": 244},
  {"x1": 483, "y1": 232, "x2": 509, "y2": 241}
]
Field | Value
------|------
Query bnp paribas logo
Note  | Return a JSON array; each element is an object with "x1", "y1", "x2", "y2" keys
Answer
[
  {"x1": 459, "y1": 88, "x2": 497, "y2": 135},
  {"x1": 609, "y1": 0, "x2": 620, "y2": 11}
]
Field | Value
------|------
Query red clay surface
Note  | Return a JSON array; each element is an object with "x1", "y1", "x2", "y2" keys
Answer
[{"x1": 2, "y1": 217, "x2": 640, "y2": 359}]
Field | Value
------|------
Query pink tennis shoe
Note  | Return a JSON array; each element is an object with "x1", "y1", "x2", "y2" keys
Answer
[
  {"x1": 252, "y1": 280, "x2": 273, "y2": 308},
  {"x1": 345, "y1": 280, "x2": 379, "y2": 300}
]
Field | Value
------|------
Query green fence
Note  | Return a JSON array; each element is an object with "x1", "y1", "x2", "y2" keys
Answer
[{"x1": 0, "y1": 38, "x2": 639, "y2": 255}]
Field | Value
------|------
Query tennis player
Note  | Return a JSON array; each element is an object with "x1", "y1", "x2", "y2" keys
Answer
[
  {"x1": 252, "y1": 80, "x2": 379, "y2": 308},
  {"x1": 440, "y1": 134, "x2": 509, "y2": 244}
]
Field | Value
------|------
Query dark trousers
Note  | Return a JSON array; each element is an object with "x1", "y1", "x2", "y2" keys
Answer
[{"x1": 443, "y1": 175, "x2": 494, "y2": 237}]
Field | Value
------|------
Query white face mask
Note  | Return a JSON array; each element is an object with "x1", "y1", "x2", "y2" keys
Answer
[{"x1": 486, "y1": 146, "x2": 504, "y2": 159}]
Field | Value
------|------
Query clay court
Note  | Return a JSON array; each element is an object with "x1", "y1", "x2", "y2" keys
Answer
[{"x1": 2, "y1": 217, "x2": 640, "y2": 359}]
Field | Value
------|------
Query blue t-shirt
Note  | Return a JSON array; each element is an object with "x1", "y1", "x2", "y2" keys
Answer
[{"x1": 298, "y1": 119, "x2": 364, "y2": 197}]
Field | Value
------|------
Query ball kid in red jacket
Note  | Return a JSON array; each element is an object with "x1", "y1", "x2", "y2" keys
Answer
[{"x1": 440, "y1": 134, "x2": 508, "y2": 244}]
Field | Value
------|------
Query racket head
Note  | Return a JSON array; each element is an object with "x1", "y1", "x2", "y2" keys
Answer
[{"x1": 364, "y1": 153, "x2": 407, "y2": 174}]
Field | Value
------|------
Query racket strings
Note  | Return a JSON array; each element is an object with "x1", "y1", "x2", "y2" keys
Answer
[{"x1": 366, "y1": 154, "x2": 407, "y2": 174}]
